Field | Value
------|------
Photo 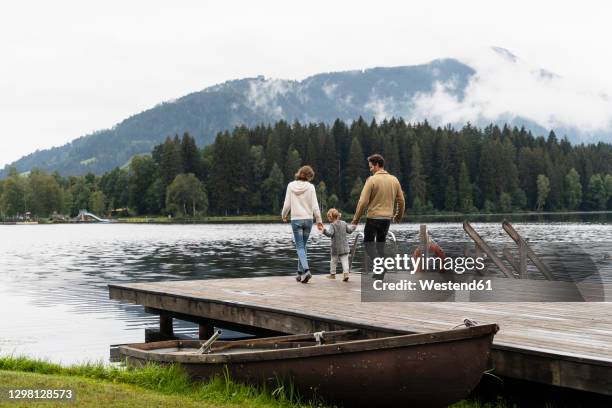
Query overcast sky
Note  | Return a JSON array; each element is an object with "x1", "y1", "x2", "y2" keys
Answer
[{"x1": 1, "y1": 0, "x2": 611, "y2": 167}]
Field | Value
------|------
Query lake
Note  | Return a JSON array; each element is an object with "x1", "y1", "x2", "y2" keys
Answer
[{"x1": 1, "y1": 216, "x2": 611, "y2": 364}]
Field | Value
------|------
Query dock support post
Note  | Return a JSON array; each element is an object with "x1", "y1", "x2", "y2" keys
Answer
[
  {"x1": 199, "y1": 323, "x2": 215, "y2": 340},
  {"x1": 160, "y1": 315, "x2": 174, "y2": 337},
  {"x1": 144, "y1": 314, "x2": 175, "y2": 342}
]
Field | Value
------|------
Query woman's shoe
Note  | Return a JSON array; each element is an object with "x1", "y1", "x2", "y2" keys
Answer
[{"x1": 301, "y1": 270, "x2": 312, "y2": 283}]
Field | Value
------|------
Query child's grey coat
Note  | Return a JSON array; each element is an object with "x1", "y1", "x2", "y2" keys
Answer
[{"x1": 323, "y1": 220, "x2": 357, "y2": 255}]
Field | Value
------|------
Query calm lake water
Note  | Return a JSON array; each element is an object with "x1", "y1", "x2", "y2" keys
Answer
[{"x1": 1, "y1": 215, "x2": 611, "y2": 364}]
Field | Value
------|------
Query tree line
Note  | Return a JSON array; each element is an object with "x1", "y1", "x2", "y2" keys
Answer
[{"x1": 1, "y1": 117, "x2": 612, "y2": 219}]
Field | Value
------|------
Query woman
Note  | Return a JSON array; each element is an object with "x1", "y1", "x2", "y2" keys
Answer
[{"x1": 281, "y1": 165, "x2": 323, "y2": 283}]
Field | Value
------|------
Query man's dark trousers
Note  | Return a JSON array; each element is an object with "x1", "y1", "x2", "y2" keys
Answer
[{"x1": 363, "y1": 218, "x2": 391, "y2": 276}]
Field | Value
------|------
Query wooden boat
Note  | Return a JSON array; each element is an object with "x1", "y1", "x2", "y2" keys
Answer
[{"x1": 119, "y1": 322, "x2": 499, "y2": 407}]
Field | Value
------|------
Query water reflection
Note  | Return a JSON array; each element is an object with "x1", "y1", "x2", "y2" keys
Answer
[{"x1": 0, "y1": 219, "x2": 611, "y2": 363}]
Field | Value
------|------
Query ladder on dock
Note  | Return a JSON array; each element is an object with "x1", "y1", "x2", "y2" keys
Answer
[{"x1": 463, "y1": 220, "x2": 552, "y2": 279}]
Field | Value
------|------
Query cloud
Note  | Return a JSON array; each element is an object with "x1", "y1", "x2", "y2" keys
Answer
[
  {"x1": 246, "y1": 78, "x2": 293, "y2": 117},
  {"x1": 321, "y1": 82, "x2": 338, "y2": 98},
  {"x1": 410, "y1": 47, "x2": 612, "y2": 140},
  {"x1": 365, "y1": 94, "x2": 399, "y2": 122}
]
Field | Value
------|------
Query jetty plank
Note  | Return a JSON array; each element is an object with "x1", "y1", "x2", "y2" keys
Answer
[{"x1": 109, "y1": 275, "x2": 612, "y2": 395}]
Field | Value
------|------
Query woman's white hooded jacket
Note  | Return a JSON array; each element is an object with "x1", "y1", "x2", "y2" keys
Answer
[{"x1": 281, "y1": 180, "x2": 322, "y2": 223}]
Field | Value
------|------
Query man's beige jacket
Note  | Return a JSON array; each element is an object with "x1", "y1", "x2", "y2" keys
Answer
[{"x1": 352, "y1": 170, "x2": 405, "y2": 223}]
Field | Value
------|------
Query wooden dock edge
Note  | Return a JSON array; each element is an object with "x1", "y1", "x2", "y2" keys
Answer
[
  {"x1": 493, "y1": 342, "x2": 612, "y2": 395},
  {"x1": 108, "y1": 285, "x2": 403, "y2": 337},
  {"x1": 109, "y1": 284, "x2": 612, "y2": 396}
]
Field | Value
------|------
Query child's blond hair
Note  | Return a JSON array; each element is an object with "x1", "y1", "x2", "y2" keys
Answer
[{"x1": 326, "y1": 208, "x2": 341, "y2": 221}]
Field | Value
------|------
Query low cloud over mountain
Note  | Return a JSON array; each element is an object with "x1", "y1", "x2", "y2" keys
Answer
[
  {"x1": 412, "y1": 47, "x2": 612, "y2": 141},
  {"x1": 4, "y1": 47, "x2": 610, "y2": 177}
]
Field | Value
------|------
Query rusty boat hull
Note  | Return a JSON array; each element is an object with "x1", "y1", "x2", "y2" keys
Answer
[{"x1": 119, "y1": 324, "x2": 499, "y2": 407}]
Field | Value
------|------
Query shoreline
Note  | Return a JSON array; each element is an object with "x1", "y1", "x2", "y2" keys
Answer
[{"x1": 2, "y1": 211, "x2": 610, "y2": 225}]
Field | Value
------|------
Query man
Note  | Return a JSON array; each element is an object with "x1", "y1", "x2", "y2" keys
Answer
[{"x1": 352, "y1": 154, "x2": 405, "y2": 276}]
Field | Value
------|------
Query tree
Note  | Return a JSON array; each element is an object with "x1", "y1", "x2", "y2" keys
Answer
[
  {"x1": 605, "y1": 174, "x2": 612, "y2": 210},
  {"x1": 145, "y1": 179, "x2": 164, "y2": 215},
  {"x1": 207, "y1": 132, "x2": 232, "y2": 214},
  {"x1": 344, "y1": 137, "x2": 365, "y2": 203},
  {"x1": 409, "y1": 143, "x2": 426, "y2": 208},
  {"x1": 478, "y1": 139, "x2": 497, "y2": 204},
  {"x1": 181, "y1": 132, "x2": 200, "y2": 175},
  {"x1": 99, "y1": 168, "x2": 129, "y2": 210},
  {"x1": 89, "y1": 190, "x2": 107, "y2": 216},
  {"x1": 536, "y1": 174, "x2": 550, "y2": 211},
  {"x1": 61, "y1": 188, "x2": 73, "y2": 216},
  {"x1": 0, "y1": 168, "x2": 26, "y2": 216},
  {"x1": 284, "y1": 146, "x2": 302, "y2": 182},
  {"x1": 349, "y1": 177, "x2": 364, "y2": 208},
  {"x1": 159, "y1": 136, "x2": 183, "y2": 188},
  {"x1": 498, "y1": 192, "x2": 512, "y2": 213},
  {"x1": 564, "y1": 168, "x2": 582, "y2": 211},
  {"x1": 129, "y1": 155, "x2": 159, "y2": 214},
  {"x1": 321, "y1": 131, "x2": 339, "y2": 195},
  {"x1": 382, "y1": 132, "x2": 401, "y2": 180},
  {"x1": 483, "y1": 200, "x2": 496, "y2": 213},
  {"x1": 586, "y1": 174, "x2": 607, "y2": 210},
  {"x1": 317, "y1": 181, "x2": 327, "y2": 212},
  {"x1": 331, "y1": 119, "x2": 350, "y2": 195},
  {"x1": 249, "y1": 145, "x2": 266, "y2": 212},
  {"x1": 261, "y1": 163, "x2": 285, "y2": 214},
  {"x1": 511, "y1": 188, "x2": 527, "y2": 210},
  {"x1": 518, "y1": 147, "x2": 548, "y2": 209},
  {"x1": 458, "y1": 162, "x2": 474, "y2": 213},
  {"x1": 444, "y1": 176, "x2": 457, "y2": 211},
  {"x1": 226, "y1": 131, "x2": 253, "y2": 214},
  {"x1": 265, "y1": 130, "x2": 282, "y2": 173},
  {"x1": 27, "y1": 170, "x2": 63, "y2": 217},
  {"x1": 69, "y1": 178, "x2": 93, "y2": 215},
  {"x1": 165, "y1": 173, "x2": 208, "y2": 216},
  {"x1": 328, "y1": 194, "x2": 339, "y2": 210}
]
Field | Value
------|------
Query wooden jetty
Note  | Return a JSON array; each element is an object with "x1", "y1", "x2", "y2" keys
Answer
[{"x1": 109, "y1": 276, "x2": 612, "y2": 396}]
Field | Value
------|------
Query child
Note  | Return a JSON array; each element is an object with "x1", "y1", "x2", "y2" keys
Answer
[{"x1": 322, "y1": 208, "x2": 356, "y2": 281}]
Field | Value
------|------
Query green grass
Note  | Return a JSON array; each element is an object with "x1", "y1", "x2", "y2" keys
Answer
[
  {"x1": 0, "y1": 371, "x2": 216, "y2": 408},
  {"x1": 0, "y1": 356, "x2": 516, "y2": 408},
  {"x1": 0, "y1": 356, "x2": 326, "y2": 408}
]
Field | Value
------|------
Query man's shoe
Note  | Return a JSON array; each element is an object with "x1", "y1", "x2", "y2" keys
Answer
[
  {"x1": 342, "y1": 273, "x2": 349, "y2": 282},
  {"x1": 326, "y1": 274, "x2": 336, "y2": 279},
  {"x1": 296, "y1": 273, "x2": 302, "y2": 282},
  {"x1": 301, "y1": 271, "x2": 312, "y2": 284},
  {"x1": 373, "y1": 271, "x2": 385, "y2": 281}
]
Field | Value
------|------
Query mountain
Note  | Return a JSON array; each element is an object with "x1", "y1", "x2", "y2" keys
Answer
[{"x1": 3, "y1": 47, "x2": 611, "y2": 177}]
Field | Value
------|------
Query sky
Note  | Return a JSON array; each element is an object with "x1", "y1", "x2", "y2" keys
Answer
[{"x1": 1, "y1": 0, "x2": 612, "y2": 167}]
